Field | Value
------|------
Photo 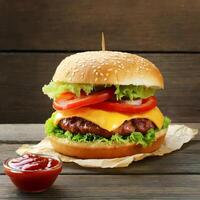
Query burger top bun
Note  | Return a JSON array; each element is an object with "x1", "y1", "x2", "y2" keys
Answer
[{"x1": 53, "y1": 51, "x2": 164, "y2": 89}]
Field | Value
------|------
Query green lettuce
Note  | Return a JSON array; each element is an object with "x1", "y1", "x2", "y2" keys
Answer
[
  {"x1": 163, "y1": 116, "x2": 171, "y2": 129},
  {"x1": 42, "y1": 81, "x2": 156, "y2": 100},
  {"x1": 44, "y1": 112, "x2": 65, "y2": 136},
  {"x1": 42, "y1": 81, "x2": 94, "y2": 99},
  {"x1": 115, "y1": 85, "x2": 156, "y2": 100},
  {"x1": 45, "y1": 114, "x2": 170, "y2": 147}
]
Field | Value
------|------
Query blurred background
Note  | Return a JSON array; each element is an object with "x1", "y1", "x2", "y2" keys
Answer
[{"x1": 0, "y1": 0, "x2": 199, "y2": 123}]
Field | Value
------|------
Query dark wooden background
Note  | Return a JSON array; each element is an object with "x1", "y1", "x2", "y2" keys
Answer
[{"x1": 0, "y1": 0, "x2": 200, "y2": 123}]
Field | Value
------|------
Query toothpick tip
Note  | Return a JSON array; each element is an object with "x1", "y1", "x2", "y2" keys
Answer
[{"x1": 101, "y1": 32, "x2": 106, "y2": 51}]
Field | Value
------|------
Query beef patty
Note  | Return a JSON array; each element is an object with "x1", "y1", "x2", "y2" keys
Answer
[{"x1": 58, "y1": 117, "x2": 155, "y2": 138}]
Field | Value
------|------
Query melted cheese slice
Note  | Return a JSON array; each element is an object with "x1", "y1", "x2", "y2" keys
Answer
[{"x1": 54, "y1": 107, "x2": 164, "y2": 131}]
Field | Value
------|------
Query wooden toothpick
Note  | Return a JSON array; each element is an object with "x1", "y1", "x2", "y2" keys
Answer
[{"x1": 101, "y1": 32, "x2": 106, "y2": 51}]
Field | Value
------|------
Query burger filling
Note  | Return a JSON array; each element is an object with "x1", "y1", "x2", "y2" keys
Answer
[
  {"x1": 45, "y1": 114, "x2": 170, "y2": 147},
  {"x1": 43, "y1": 81, "x2": 171, "y2": 147}
]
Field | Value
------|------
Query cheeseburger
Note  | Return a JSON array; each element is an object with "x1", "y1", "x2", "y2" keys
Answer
[{"x1": 42, "y1": 51, "x2": 170, "y2": 159}]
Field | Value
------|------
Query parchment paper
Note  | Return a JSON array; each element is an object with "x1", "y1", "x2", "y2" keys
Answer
[{"x1": 16, "y1": 124, "x2": 198, "y2": 168}]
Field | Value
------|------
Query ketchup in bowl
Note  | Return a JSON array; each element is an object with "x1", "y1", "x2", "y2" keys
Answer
[{"x1": 3, "y1": 154, "x2": 62, "y2": 192}]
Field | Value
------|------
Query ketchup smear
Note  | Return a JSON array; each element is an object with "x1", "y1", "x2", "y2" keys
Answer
[{"x1": 4, "y1": 154, "x2": 62, "y2": 192}]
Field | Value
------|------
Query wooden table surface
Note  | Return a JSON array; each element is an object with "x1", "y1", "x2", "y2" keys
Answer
[{"x1": 0, "y1": 123, "x2": 199, "y2": 199}]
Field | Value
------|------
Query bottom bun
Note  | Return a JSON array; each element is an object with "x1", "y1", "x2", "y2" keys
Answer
[{"x1": 49, "y1": 129, "x2": 166, "y2": 159}]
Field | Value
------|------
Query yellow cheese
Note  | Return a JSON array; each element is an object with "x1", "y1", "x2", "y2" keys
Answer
[{"x1": 54, "y1": 107, "x2": 164, "y2": 131}]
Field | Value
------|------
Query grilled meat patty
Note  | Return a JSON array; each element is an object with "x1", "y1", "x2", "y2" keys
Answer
[{"x1": 58, "y1": 117, "x2": 155, "y2": 138}]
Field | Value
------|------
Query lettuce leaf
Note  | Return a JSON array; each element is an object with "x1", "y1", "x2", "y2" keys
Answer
[
  {"x1": 44, "y1": 114, "x2": 171, "y2": 147},
  {"x1": 163, "y1": 116, "x2": 171, "y2": 129},
  {"x1": 42, "y1": 81, "x2": 156, "y2": 100},
  {"x1": 42, "y1": 81, "x2": 94, "y2": 99},
  {"x1": 115, "y1": 85, "x2": 156, "y2": 100},
  {"x1": 44, "y1": 112, "x2": 65, "y2": 137}
]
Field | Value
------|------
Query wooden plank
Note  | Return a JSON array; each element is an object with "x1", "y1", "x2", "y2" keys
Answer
[
  {"x1": 1, "y1": 140, "x2": 200, "y2": 175},
  {"x1": 0, "y1": 0, "x2": 200, "y2": 51},
  {"x1": 0, "y1": 53, "x2": 200, "y2": 123},
  {"x1": 0, "y1": 175, "x2": 200, "y2": 199},
  {"x1": 0, "y1": 124, "x2": 44, "y2": 142},
  {"x1": 0, "y1": 124, "x2": 199, "y2": 142}
]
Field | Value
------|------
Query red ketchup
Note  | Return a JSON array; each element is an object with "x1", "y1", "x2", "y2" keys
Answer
[{"x1": 4, "y1": 154, "x2": 62, "y2": 192}]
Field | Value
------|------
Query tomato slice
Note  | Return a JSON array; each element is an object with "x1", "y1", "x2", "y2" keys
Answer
[
  {"x1": 53, "y1": 92, "x2": 76, "y2": 110},
  {"x1": 58, "y1": 92, "x2": 76, "y2": 100},
  {"x1": 53, "y1": 88, "x2": 115, "y2": 111},
  {"x1": 91, "y1": 96, "x2": 157, "y2": 114}
]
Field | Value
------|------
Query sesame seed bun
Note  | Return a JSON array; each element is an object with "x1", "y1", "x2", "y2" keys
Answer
[
  {"x1": 53, "y1": 51, "x2": 164, "y2": 89},
  {"x1": 48, "y1": 129, "x2": 166, "y2": 159}
]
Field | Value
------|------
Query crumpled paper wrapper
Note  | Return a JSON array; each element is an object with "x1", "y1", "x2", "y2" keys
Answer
[{"x1": 17, "y1": 124, "x2": 198, "y2": 168}]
